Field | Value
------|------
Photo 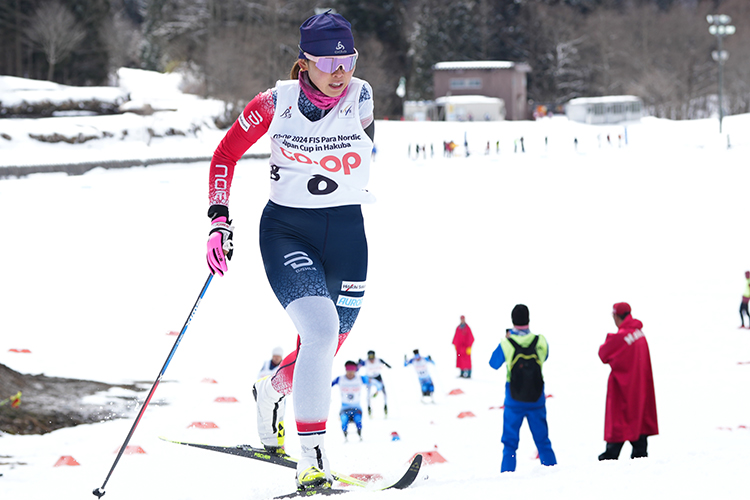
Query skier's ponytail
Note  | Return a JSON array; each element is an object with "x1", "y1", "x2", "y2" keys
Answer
[{"x1": 290, "y1": 61, "x2": 302, "y2": 80}]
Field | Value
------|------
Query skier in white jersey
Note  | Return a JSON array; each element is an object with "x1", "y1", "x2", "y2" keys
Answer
[
  {"x1": 331, "y1": 360, "x2": 368, "y2": 441},
  {"x1": 205, "y1": 10, "x2": 375, "y2": 491},
  {"x1": 257, "y1": 347, "x2": 284, "y2": 379},
  {"x1": 357, "y1": 350, "x2": 391, "y2": 416}
]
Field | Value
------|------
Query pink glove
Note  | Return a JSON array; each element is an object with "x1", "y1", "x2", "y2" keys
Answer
[{"x1": 207, "y1": 216, "x2": 234, "y2": 276}]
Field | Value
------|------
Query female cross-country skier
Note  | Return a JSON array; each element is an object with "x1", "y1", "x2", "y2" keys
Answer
[{"x1": 204, "y1": 11, "x2": 375, "y2": 491}]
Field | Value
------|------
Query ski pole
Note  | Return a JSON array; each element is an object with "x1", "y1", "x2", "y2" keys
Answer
[{"x1": 93, "y1": 273, "x2": 214, "y2": 498}]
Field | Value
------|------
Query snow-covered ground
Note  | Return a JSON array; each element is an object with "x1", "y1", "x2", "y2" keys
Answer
[{"x1": 1, "y1": 70, "x2": 749, "y2": 500}]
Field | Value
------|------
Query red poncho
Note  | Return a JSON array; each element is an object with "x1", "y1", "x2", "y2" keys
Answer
[
  {"x1": 453, "y1": 324, "x2": 474, "y2": 370},
  {"x1": 599, "y1": 315, "x2": 659, "y2": 443}
]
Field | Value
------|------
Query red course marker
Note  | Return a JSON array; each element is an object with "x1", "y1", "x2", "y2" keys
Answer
[{"x1": 54, "y1": 456, "x2": 81, "y2": 467}]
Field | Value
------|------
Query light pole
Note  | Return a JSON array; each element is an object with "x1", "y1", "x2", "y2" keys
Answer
[{"x1": 707, "y1": 14, "x2": 735, "y2": 134}]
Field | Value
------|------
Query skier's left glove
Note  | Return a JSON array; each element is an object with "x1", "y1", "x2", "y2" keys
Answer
[{"x1": 206, "y1": 205, "x2": 234, "y2": 276}]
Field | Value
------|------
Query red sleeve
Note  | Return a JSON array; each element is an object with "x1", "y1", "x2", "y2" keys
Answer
[
  {"x1": 598, "y1": 333, "x2": 624, "y2": 364},
  {"x1": 208, "y1": 89, "x2": 275, "y2": 207}
]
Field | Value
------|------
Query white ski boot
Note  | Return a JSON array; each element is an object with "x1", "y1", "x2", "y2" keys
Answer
[
  {"x1": 252, "y1": 376, "x2": 286, "y2": 453},
  {"x1": 296, "y1": 433, "x2": 332, "y2": 490}
]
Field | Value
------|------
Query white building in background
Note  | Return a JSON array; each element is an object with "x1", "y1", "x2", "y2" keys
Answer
[
  {"x1": 432, "y1": 60, "x2": 530, "y2": 120},
  {"x1": 565, "y1": 96, "x2": 643, "y2": 124},
  {"x1": 403, "y1": 95, "x2": 505, "y2": 122},
  {"x1": 435, "y1": 95, "x2": 505, "y2": 121},
  {"x1": 402, "y1": 100, "x2": 435, "y2": 121}
]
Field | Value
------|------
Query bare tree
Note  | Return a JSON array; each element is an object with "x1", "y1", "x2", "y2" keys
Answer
[
  {"x1": 102, "y1": 10, "x2": 143, "y2": 83},
  {"x1": 200, "y1": 1, "x2": 306, "y2": 103},
  {"x1": 718, "y1": 0, "x2": 750, "y2": 115},
  {"x1": 351, "y1": 34, "x2": 397, "y2": 117},
  {"x1": 25, "y1": 1, "x2": 86, "y2": 81},
  {"x1": 520, "y1": 3, "x2": 588, "y2": 104}
]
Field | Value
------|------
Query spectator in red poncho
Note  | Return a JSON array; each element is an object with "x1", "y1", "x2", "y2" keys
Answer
[
  {"x1": 453, "y1": 315, "x2": 475, "y2": 378},
  {"x1": 598, "y1": 302, "x2": 658, "y2": 460}
]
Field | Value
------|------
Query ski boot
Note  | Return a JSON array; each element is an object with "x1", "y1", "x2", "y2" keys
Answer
[
  {"x1": 252, "y1": 376, "x2": 286, "y2": 452},
  {"x1": 296, "y1": 433, "x2": 332, "y2": 490}
]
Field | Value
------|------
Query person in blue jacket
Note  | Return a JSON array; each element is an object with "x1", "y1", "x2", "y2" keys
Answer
[{"x1": 489, "y1": 304, "x2": 556, "y2": 472}]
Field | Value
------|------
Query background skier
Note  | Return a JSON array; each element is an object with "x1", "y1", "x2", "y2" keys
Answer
[
  {"x1": 331, "y1": 361, "x2": 368, "y2": 441},
  {"x1": 357, "y1": 350, "x2": 391, "y2": 416},
  {"x1": 740, "y1": 271, "x2": 750, "y2": 328},
  {"x1": 404, "y1": 349, "x2": 436, "y2": 401},
  {"x1": 257, "y1": 347, "x2": 284, "y2": 379}
]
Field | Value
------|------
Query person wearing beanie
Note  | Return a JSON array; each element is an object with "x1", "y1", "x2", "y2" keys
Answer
[
  {"x1": 489, "y1": 304, "x2": 556, "y2": 472},
  {"x1": 331, "y1": 361, "x2": 368, "y2": 442},
  {"x1": 203, "y1": 10, "x2": 375, "y2": 491},
  {"x1": 598, "y1": 302, "x2": 658, "y2": 460},
  {"x1": 453, "y1": 315, "x2": 475, "y2": 378},
  {"x1": 740, "y1": 271, "x2": 750, "y2": 328},
  {"x1": 257, "y1": 346, "x2": 285, "y2": 379}
]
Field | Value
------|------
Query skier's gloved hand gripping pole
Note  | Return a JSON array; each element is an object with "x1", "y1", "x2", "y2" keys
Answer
[
  {"x1": 206, "y1": 205, "x2": 234, "y2": 276},
  {"x1": 92, "y1": 209, "x2": 232, "y2": 498}
]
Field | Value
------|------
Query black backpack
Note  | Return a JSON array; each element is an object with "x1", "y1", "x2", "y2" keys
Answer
[{"x1": 507, "y1": 336, "x2": 544, "y2": 402}]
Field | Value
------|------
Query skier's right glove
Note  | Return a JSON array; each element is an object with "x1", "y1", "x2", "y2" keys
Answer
[{"x1": 207, "y1": 205, "x2": 234, "y2": 276}]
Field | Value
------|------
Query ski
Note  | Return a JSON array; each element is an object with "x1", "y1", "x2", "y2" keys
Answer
[
  {"x1": 274, "y1": 488, "x2": 348, "y2": 499},
  {"x1": 159, "y1": 437, "x2": 422, "y2": 490},
  {"x1": 273, "y1": 454, "x2": 423, "y2": 499},
  {"x1": 378, "y1": 452, "x2": 422, "y2": 489},
  {"x1": 159, "y1": 437, "x2": 298, "y2": 467}
]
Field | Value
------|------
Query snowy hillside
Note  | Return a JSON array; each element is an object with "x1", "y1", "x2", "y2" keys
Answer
[
  {"x1": 0, "y1": 70, "x2": 749, "y2": 500},
  {"x1": 0, "y1": 68, "x2": 263, "y2": 170}
]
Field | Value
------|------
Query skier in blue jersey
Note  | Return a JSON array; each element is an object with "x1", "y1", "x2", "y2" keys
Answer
[
  {"x1": 332, "y1": 361, "x2": 368, "y2": 441},
  {"x1": 404, "y1": 349, "x2": 435, "y2": 401}
]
